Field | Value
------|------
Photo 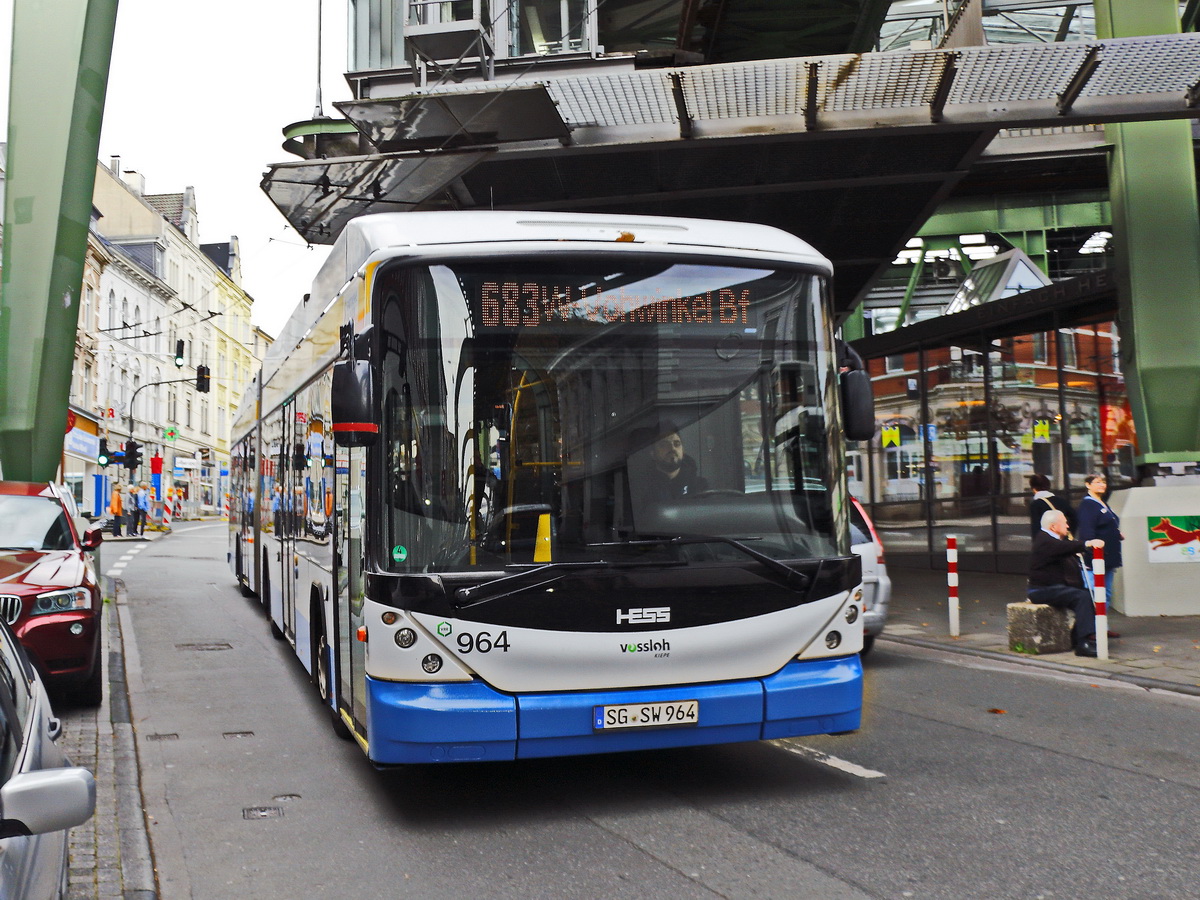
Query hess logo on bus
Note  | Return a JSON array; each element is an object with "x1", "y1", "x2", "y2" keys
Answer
[{"x1": 616, "y1": 607, "x2": 670, "y2": 625}]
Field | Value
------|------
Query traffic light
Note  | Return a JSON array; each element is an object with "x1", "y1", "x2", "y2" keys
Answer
[
  {"x1": 98, "y1": 439, "x2": 111, "y2": 466},
  {"x1": 174, "y1": 339, "x2": 185, "y2": 367},
  {"x1": 125, "y1": 440, "x2": 143, "y2": 470},
  {"x1": 196, "y1": 365, "x2": 211, "y2": 393}
]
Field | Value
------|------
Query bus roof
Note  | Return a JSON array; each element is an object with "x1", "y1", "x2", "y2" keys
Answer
[{"x1": 315, "y1": 211, "x2": 829, "y2": 298}]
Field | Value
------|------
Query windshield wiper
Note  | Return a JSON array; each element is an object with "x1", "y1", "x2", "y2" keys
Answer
[
  {"x1": 453, "y1": 558, "x2": 686, "y2": 609},
  {"x1": 594, "y1": 535, "x2": 811, "y2": 594}
]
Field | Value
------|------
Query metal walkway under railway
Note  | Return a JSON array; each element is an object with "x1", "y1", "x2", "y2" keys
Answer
[{"x1": 262, "y1": 31, "x2": 1200, "y2": 319}]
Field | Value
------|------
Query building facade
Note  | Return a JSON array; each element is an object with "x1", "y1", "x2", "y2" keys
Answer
[{"x1": 60, "y1": 160, "x2": 268, "y2": 520}]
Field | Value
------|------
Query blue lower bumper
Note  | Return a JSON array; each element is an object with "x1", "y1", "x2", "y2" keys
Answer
[{"x1": 366, "y1": 656, "x2": 862, "y2": 765}]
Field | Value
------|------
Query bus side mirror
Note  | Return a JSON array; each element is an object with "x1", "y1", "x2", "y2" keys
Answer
[
  {"x1": 332, "y1": 359, "x2": 378, "y2": 447},
  {"x1": 840, "y1": 369, "x2": 876, "y2": 442}
]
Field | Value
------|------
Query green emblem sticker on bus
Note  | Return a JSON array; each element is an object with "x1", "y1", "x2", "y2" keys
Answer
[
  {"x1": 437, "y1": 622, "x2": 452, "y2": 637},
  {"x1": 392, "y1": 545, "x2": 408, "y2": 562}
]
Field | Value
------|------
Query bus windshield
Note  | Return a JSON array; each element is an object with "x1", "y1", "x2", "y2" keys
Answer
[{"x1": 375, "y1": 256, "x2": 844, "y2": 573}]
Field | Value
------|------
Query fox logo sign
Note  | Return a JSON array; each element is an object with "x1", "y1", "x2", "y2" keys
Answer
[
  {"x1": 1149, "y1": 517, "x2": 1200, "y2": 549},
  {"x1": 616, "y1": 607, "x2": 670, "y2": 625}
]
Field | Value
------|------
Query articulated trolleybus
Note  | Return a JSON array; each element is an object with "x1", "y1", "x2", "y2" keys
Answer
[{"x1": 229, "y1": 211, "x2": 876, "y2": 765}]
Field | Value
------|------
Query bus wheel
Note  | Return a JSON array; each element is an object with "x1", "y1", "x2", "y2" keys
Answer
[
  {"x1": 236, "y1": 544, "x2": 254, "y2": 598},
  {"x1": 261, "y1": 554, "x2": 272, "y2": 614},
  {"x1": 316, "y1": 626, "x2": 352, "y2": 741}
]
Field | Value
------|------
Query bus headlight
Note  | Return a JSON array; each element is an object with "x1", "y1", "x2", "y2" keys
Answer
[
  {"x1": 844, "y1": 605, "x2": 859, "y2": 624},
  {"x1": 395, "y1": 628, "x2": 417, "y2": 649},
  {"x1": 422, "y1": 654, "x2": 443, "y2": 674},
  {"x1": 825, "y1": 631, "x2": 842, "y2": 650}
]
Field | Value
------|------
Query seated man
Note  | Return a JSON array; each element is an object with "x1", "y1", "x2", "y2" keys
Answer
[{"x1": 1027, "y1": 509, "x2": 1104, "y2": 657}]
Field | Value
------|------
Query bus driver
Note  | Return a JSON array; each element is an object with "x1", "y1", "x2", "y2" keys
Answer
[{"x1": 646, "y1": 427, "x2": 708, "y2": 503}]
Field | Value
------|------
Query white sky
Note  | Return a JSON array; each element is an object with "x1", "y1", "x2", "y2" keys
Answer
[{"x1": 1, "y1": 0, "x2": 354, "y2": 338}]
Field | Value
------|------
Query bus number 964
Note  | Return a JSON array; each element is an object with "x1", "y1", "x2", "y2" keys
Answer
[{"x1": 457, "y1": 631, "x2": 511, "y2": 654}]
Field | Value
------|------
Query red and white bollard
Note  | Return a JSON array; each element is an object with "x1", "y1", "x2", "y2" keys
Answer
[
  {"x1": 947, "y1": 535, "x2": 960, "y2": 637},
  {"x1": 162, "y1": 497, "x2": 171, "y2": 530},
  {"x1": 1091, "y1": 546, "x2": 1108, "y2": 660},
  {"x1": 223, "y1": 493, "x2": 230, "y2": 519}
]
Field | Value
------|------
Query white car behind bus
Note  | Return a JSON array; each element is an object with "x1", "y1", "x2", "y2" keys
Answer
[{"x1": 850, "y1": 498, "x2": 891, "y2": 655}]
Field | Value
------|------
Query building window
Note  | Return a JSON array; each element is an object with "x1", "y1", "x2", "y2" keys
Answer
[
  {"x1": 1058, "y1": 331, "x2": 1077, "y2": 368},
  {"x1": 885, "y1": 354, "x2": 906, "y2": 373},
  {"x1": 1032, "y1": 332, "x2": 1048, "y2": 363}
]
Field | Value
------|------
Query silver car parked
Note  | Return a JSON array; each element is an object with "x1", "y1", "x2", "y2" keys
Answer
[
  {"x1": 850, "y1": 498, "x2": 892, "y2": 655},
  {"x1": 0, "y1": 618, "x2": 96, "y2": 899}
]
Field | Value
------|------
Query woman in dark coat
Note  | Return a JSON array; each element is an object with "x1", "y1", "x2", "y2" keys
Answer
[
  {"x1": 1075, "y1": 472, "x2": 1123, "y2": 605},
  {"x1": 1028, "y1": 474, "x2": 1075, "y2": 538}
]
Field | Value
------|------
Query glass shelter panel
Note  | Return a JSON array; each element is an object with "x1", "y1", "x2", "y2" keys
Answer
[{"x1": 858, "y1": 320, "x2": 1133, "y2": 561}]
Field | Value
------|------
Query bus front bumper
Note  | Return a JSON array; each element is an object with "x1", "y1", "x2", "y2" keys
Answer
[{"x1": 365, "y1": 655, "x2": 862, "y2": 765}]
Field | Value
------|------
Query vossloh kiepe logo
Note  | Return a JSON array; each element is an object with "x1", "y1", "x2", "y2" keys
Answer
[{"x1": 615, "y1": 607, "x2": 670, "y2": 625}]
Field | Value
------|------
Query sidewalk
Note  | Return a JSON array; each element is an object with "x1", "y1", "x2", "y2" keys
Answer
[
  {"x1": 58, "y1": 530, "x2": 167, "y2": 900},
  {"x1": 880, "y1": 566, "x2": 1200, "y2": 696}
]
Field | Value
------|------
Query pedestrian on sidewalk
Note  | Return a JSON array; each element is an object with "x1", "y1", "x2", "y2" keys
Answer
[
  {"x1": 136, "y1": 481, "x2": 152, "y2": 535},
  {"x1": 1028, "y1": 473, "x2": 1075, "y2": 537},
  {"x1": 1027, "y1": 509, "x2": 1104, "y2": 658},
  {"x1": 109, "y1": 484, "x2": 124, "y2": 537},
  {"x1": 129, "y1": 486, "x2": 143, "y2": 536},
  {"x1": 1076, "y1": 472, "x2": 1123, "y2": 606}
]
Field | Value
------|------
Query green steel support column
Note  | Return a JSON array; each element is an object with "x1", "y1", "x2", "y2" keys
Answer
[
  {"x1": 840, "y1": 306, "x2": 865, "y2": 342},
  {"x1": 0, "y1": 0, "x2": 120, "y2": 481},
  {"x1": 895, "y1": 248, "x2": 927, "y2": 330},
  {"x1": 1096, "y1": 0, "x2": 1200, "y2": 464},
  {"x1": 1095, "y1": 0, "x2": 1200, "y2": 617}
]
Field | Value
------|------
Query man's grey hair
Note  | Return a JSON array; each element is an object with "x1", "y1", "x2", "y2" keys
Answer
[{"x1": 1041, "y1": 509, "x2": 1066, "y2": 530}]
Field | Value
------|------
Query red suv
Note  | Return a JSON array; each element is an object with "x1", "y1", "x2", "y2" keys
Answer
[{"x1": 0, "y1": 481, "x2": 105, "y2": 705}]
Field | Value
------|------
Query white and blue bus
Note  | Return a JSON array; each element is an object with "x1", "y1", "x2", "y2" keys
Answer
[{"x1": 229, "y1": 211, "x2": 875, "y2": 765}]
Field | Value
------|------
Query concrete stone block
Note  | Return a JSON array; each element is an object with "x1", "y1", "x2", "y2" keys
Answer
[{"x1": 1007, "y1": 601, "x2": 1072, "y2": 654}]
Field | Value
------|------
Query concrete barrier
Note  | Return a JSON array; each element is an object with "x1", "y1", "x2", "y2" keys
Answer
[{"x1": 1007, "y1": 601, "x2": 1072, "y2": 654}]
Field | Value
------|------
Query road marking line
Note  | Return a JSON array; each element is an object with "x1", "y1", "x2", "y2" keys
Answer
[
  {"x1": 120, "y1": 555, "x2": 135, "y2": 562},
  {"x1": 771, "y1": 740, "x2": 887, "y2": 779}
]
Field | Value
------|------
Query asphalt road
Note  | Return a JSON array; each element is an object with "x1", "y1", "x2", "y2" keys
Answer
[{"x1": 117, "y1": 525, "x2": 1200, "y2": 900}]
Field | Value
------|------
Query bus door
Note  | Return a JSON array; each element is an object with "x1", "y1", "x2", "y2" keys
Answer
[
  {"x1": 280, "y1": 399, "x2": 299, "y2": 642},
  {"x1": 335, "y1": 444, "x2": 368, "y2": 734}
]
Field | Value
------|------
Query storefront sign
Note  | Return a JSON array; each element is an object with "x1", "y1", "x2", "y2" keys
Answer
[{"x1": 63, "y1": 427, "x2": 99, "y2": 459}]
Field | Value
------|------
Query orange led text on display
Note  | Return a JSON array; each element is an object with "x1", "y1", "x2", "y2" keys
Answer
[{"x1": 480, "y1": 281, "x2": 753, "y2": 328}]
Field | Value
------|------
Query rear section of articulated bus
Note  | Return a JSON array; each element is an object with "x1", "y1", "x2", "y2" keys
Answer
[{"x1": 331, "y1": 228, "x2": 866, "y2": 764}]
